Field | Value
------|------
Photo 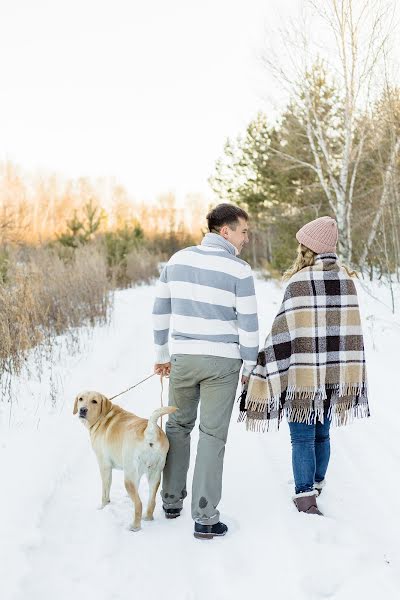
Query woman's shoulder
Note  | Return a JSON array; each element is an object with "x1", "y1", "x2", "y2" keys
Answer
[
  {"x1": 281, "y1": 270, "x2": 312, "y2": 300},
  {"x1": 290, "y1": 267, "x2": 312, "y2": 281},
  {"x1": 285, "y1": 268, "x2": 312, "y2": 287}
]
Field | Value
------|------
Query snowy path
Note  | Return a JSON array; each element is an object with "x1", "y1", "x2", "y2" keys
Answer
[{"x1": 1, "y1": 281, "x2": 400, "y2": 600}]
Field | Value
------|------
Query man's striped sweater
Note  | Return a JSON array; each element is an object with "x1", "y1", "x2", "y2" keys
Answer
[{"x1": 152, "y1": 233, "x2": 259, "y2": 375}]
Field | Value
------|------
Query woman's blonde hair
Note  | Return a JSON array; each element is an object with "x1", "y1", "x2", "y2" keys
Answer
[{"x1": 282, "y1": 244, "x2": 357, "y2": 281}]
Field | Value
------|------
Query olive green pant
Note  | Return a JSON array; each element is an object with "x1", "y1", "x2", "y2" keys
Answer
[{"x1": 161, "y1": 354, "x2": 241, "y2": 525}]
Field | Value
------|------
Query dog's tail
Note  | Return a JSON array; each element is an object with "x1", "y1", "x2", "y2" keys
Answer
[{"x1": 144, "y1": 407, "x2": 177, "y2": 441}]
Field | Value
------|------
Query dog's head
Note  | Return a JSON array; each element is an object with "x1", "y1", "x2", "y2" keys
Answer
[{"x1": 73, "y1": 391, "x2": 112, "y2": 427}]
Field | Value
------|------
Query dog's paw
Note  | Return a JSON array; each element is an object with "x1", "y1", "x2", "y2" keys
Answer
[
  {"x1": 97, "y1": 500, "x2": 110, "y2": 510},
  {"x1": 143, "y1": 515, "x2": 154, "y2": 521},
  {"x1": 128, "y1": 524, "x2": 141, "y2": 532}
]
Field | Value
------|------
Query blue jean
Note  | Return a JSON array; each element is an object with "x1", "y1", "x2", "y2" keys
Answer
[{"x1": 288, "y1": 413, "x2": 331, "y2": 494}]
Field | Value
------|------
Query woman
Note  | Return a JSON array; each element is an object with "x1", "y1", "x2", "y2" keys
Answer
[{"x1": 240, "y1": 216, "x2": 369, "y2": 515}]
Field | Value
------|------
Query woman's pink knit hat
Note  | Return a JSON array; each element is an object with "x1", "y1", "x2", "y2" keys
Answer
[{"x1": 296, "y1": 216, "x2": 338, "y2": 254}]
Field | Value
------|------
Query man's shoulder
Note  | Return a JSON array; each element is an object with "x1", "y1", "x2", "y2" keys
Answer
[
  {"x1": 167, "y1": 246, "x2": 198, "y2": 264},
  {"x1": 233, "y1": 255, "x2": 252, "y2": 270}
]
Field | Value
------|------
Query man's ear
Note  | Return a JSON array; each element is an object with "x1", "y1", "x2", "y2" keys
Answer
[
  {"x1": 73, "y1": 396, "x2": 78, "y2": 415},
  {"x1": 100, "y1": 395, "x2": 112, "y2": 416},
  {"x1": 219, "y1": 224, "x2": 229, "y2": 239}
]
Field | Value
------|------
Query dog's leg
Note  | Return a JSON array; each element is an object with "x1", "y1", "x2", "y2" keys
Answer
[
  {"x1": 98, "y1": 464, "x2": 112, "y2": 509},
  {"x1": 124, "y1": 476, "x2": 142, "y2": 531},
  {"x1": 144, "y1": 470, "x2": 161, "y2": 521}
]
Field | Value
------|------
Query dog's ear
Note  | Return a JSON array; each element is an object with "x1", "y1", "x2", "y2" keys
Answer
[
  {"x1": 100, "y1": 395, "x2": 112, "y2": 416},
  {"x1": 73, "y1": 396, "x2": 79, "y2": 415}
]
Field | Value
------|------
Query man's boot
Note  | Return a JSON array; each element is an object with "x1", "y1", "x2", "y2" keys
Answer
[
  {"x1": 163, "y1": 507, "x2": 182, "y2": 519},
  {"x1": 194, "y1": 521, "x2": 228, "y2": 539}
]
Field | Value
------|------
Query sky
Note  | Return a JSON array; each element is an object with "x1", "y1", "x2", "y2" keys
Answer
[{"x1": 0, "y1": 0, "x2": 302, "y2": 204}]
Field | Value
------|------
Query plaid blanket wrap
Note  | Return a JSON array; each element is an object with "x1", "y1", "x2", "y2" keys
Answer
[{"x1": 240, "y1": 253, "x2": 369, "y2": 431}]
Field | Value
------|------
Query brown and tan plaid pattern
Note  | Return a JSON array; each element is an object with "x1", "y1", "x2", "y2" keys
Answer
[{"x1": 240, "y1": 253, "x2": 369, "y2": 431}]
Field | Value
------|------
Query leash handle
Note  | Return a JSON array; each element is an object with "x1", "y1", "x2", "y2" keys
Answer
[{"x1": 109, "y1": 373, "x2": 156, "y2": 401}]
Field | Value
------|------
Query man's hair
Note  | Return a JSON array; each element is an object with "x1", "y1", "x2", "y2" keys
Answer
[{"x1": 206, "y1": 203, "x2": 249, "y2": 233}]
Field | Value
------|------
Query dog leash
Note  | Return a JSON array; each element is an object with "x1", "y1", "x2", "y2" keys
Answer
[
  {"x1": 109, "y1": 373, "x2": 156, "y2": 401},
  {"x1": 160, "y1": 375, "x2": 164, "y2": 428},
  {"x1": 109, "y1": 372, "x2": 167, "y2": 430}
]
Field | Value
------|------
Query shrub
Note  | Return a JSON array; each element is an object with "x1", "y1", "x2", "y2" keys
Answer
[
  {"x1": 0, "y1": 246, "x2": 9, "y2": 283},
  {"x1": 126, "y1": 247, "x2": 160, "y2": 285},
  {"x1": 0, "y1": 245, "x2": 111, "y2": 397}
]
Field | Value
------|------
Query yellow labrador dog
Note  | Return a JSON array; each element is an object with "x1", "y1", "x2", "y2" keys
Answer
[{"x1": 73, "y1": 391, "x2": 176, "y2": 531}]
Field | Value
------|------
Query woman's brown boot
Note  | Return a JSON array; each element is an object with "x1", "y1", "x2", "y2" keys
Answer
[{"x1": 293, "y1": 491, "x2": 323, "y2": 515}]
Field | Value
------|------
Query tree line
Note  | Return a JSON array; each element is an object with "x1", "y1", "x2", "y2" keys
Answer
[
  {"x1": 210, "y1": 0, "x2": 400, "y2": 281},
  {"x1": 0, "y1": 163, "x2": 206, "y2": 245}
]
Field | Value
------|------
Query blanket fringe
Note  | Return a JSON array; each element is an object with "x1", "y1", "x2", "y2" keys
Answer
[
  {"x1": 242, "y1": 396, "x2": 370, "y2": 431},
  {"x1": 244, "y1": 382, "x2": 367, "y2": 412}
]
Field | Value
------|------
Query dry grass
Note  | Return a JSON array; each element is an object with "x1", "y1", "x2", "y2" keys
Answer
[
  {"x1": 0, "y1": 240, "x2": 164, "y2": 401},
  {"x1": 125, "y1": 247, "x2": 160, "y2": 286},
  {"x1": 0, "y1": 245, "x2": 111, "y2": 399},
  {"x1": 106, "y1": 245, "x2": 161, "y2": 289}
]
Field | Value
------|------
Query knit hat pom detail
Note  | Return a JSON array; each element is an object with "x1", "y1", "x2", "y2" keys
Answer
[{"x1": 296, "y1": 216, "x2": 338, "y2": 254}]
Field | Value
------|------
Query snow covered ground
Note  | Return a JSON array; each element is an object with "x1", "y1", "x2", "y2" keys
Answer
[{"x1": 1, "y1": 277, "x2": 399, "y2": 600}]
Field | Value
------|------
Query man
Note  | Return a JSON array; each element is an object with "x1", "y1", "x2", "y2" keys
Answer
[{"x1": 152, "y1": 203, "x2": 259, "y2": 539}]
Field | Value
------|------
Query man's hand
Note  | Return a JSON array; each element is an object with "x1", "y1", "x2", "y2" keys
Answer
[
  {"x1": 154, "y1": 362, "x2": 171, "y2": 377},
  {"x1": 241, "y1": 374, "x2": 250, "y2": 386}
]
